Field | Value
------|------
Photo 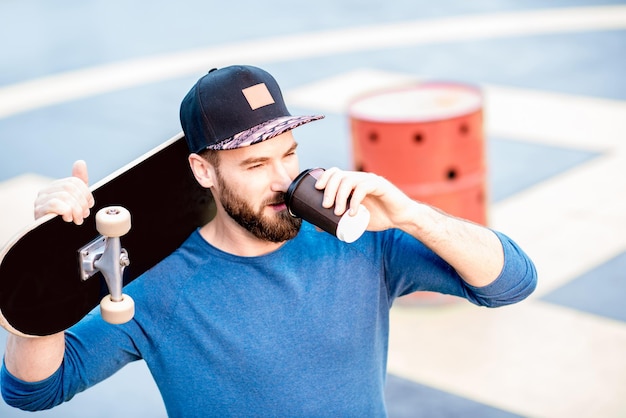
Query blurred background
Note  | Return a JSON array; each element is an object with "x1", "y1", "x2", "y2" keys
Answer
[{"x1": 1, "y1": 0, "x2": 625, "y2": 416}]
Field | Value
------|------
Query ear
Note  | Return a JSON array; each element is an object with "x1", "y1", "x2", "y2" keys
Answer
[{"x1": 188, "y1": 153, "x2": 216, "y2": 189}]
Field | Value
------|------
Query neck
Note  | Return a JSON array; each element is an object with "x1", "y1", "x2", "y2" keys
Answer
[{"x1": 199, "y1": 214, "x2": 285, "y2": 257}]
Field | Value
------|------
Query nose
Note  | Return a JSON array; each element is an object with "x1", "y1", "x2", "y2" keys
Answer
[{"x1": 270, "y1": 162, "x2": 294, "y2": 193}]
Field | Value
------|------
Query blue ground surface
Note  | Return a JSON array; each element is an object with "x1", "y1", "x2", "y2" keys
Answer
[{"x1": 0, "y1": 1, "x2": 624, "y2": 417}]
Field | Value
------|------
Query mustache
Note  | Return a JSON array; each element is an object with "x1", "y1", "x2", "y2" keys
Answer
[{"x1": 264, "y1": 192, "x2": 287, "y2": 207}]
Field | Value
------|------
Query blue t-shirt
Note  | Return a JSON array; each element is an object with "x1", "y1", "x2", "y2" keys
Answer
[{"x1": 2, "y1": 223, "x2": 537, "y2": 416}]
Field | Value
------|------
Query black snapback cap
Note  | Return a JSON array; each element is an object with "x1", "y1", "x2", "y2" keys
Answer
[{"x1": 180, "y1": 65, "x2": 324, "y2": 153}]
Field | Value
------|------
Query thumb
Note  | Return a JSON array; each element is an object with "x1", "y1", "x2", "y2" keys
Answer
[{"x1": 71, "y1": 160, "x2": 89, "y2": 185}]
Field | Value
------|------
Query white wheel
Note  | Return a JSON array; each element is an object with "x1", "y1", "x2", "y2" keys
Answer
[
  {"x1": 100, "y1": 294, "x2": 135, "y2": 324},
  {"x1": 96, "y1": 206, "x2": 131, "y2": 237}
]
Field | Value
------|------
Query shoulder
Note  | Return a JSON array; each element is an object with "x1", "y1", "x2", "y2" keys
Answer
[{"x1": 124, "y1": 230, "x2": 209, "y2": 300}]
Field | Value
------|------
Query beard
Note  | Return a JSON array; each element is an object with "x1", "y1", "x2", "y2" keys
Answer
[{"x1": 215, "y1": 171, "x2": 302, "y2": 243}]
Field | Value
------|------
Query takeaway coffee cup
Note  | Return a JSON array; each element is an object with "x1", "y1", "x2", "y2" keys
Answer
[{"x1": 285, "y1": 168, "x2": 370, "y2": 243}]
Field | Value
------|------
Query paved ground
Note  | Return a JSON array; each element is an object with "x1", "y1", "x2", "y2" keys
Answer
[{"x1": 1, "y1": 1, "x2": 625, "y2": 417}]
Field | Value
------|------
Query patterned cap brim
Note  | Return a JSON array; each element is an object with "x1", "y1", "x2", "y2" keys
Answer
[{"x1": 207, "y1": 115, "x2": 325, "y2": 150}]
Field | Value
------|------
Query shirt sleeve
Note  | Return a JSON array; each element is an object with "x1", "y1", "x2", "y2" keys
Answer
[
  {"x1": 383, "y1": 229, "x2": 537, "y2": 307},
  {"x1": 462, "y1": 231, "x2": 537, "y2": 307},
  {"x1": 1, "y1": 310, "x2": 142, "y2": 412}
]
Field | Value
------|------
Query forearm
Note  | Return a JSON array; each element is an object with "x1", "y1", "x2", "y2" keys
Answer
[
  {"x1": 4, "y1": 332, "x2": 65, "y2": 382},
  {"x1": 398, "y1": 201, "x2": 504, "y2": 287},
  {"x1": 316, "y1": 169, "x2": 506, "y2": 287}
]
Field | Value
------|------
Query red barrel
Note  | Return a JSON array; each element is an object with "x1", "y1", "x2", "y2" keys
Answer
[{"x1": 349, "y1": 82, "x2": 487, "y2": 226}]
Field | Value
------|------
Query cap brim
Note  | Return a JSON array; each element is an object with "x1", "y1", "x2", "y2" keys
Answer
[{"x1": 207, "y1": 114, "x2": 325, "y2": 150}]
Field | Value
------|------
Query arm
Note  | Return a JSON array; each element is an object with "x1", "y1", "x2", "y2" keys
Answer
[
  {"x1": 4, "y1": 161, "x2": 94, "y2": 382},
  {"x1": 316, "y1": 168, "x2": 524, "y2": 288},
  {"x1": 391, "y1": 202, "x2": 503, "y2": 287},
  {"x1": 4, "y1": 333, "x2": 65, "y2": 382}
]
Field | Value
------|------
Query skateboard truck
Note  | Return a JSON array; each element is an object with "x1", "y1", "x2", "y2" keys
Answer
[{"x1": 78, "y1": 206, "x2": 135, "y2": 325}]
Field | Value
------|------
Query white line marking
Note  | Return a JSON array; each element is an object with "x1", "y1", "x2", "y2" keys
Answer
[
  {"x1": 1, "y1": 5, "x2": 626, "y2": 118},
  {"x1": 389, "y1": 300, "x2": 626, "y2": 417}
]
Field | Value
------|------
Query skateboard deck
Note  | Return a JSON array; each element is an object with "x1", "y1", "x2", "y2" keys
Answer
[{"x1": 0, "y1": 133, "x2": 214, "y2": 336}]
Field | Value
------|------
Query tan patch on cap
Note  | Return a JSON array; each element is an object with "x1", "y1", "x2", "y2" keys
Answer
[{"x1": 242, "y1": 83, "x2": 275, "y2": 110}]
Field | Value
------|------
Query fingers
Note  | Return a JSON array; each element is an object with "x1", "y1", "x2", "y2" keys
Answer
[
  {"x1": 314, "y1": 167, "x2": 344, "y2": 214},
  {"x1": 72, "y1": 160, "x2": 95, "y2": 211},
  {"x1": 315, "y1": 168, "x2": 379, "y2": 216},
  {"x1": 314, "y1": 168, "x2": 415, "y2": 231},
  {"x1": 34, "y1": 161, "x2": 95, "y2": 225},
  {"x1": 71, "y1": 160, "x2": 89, "y2": 185}
]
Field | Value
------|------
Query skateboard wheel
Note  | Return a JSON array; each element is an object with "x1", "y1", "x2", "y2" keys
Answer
[
  {"x1": 96, "y1": 206, "x2": 131, "y2": 237},
  {"x1": 100, "y1": 294, "x2": 135, "y2": 324}
]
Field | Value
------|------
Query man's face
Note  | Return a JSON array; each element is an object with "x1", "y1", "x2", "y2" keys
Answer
[{"x1": 211, "y1": 132, "x2": 302, "y2": 243}]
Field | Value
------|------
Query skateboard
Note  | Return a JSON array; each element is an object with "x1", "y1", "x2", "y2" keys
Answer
[{"x1": 0, "y1": 133, "x2": 214, "y2": 337}]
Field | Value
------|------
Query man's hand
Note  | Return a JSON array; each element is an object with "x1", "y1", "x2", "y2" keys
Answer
[
  {"x1": 313, "y1": 168, "x2": 416, "y2": 232},
  {"x1": 34, "y1": 160, "x2": 95, "y2": 224}
]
